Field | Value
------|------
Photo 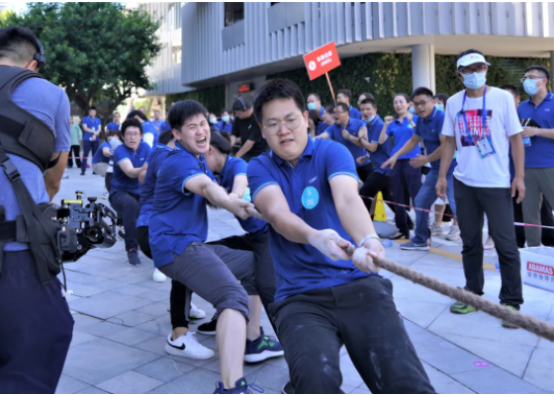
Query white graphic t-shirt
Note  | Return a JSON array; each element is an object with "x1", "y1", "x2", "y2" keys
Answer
[{"x1": 441, "y1": 87, "x2": 522, "y2": 188}]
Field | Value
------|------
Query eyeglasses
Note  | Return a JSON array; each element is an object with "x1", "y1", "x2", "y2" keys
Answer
[
  {"x1": 458, "y1": 64, "x2": 487, "y2": 75},
  {"x1": 262, "y1": 117, "x2": 302, "y2": 135},
  {"x1": 520, "y1": 75, "x2": 546, "y2": 83},
  {"x1": 413, "y1": 99, "x2": 433, "y2": 108}
]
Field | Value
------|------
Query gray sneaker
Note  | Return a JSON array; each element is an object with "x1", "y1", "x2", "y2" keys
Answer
[
  {"x1": 400, "y1": 240, "x2": 430, "y2": 251},
  {"x1": 430, "y1": 222, "x2": 444, "y2": 236},
  {"x1": 446, "y1": 224, "x2": 461, "y2": 241}
]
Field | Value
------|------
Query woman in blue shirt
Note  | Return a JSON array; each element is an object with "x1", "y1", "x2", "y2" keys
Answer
[
  {"x1": 379, "y1": 93, "x2": 422, "y2": 239},
  {"x1": 198, "y1": 132, "x2": 282, "y2": 353}
]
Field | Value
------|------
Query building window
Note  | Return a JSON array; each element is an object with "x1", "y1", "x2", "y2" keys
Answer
[
  {"x1": 172, "y1": 47, "x2": 182, "y2": 64},
  {"x1": 168, "y1": 2, "x2": 183, "y2": 31},
  {"x1": 224, "y1": 2, "x2": 244, "y2": 27}
]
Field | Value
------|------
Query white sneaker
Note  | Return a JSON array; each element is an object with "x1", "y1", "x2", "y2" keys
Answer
[
  {"x1": 189, "y1": 302, "x2": 206, "y2": 319},
  {"x1": 152, "y1": 268, "x2": 167, "y2": 282},
  {"x1": 165, "y1": 332, "x2": 214, "y2": 360},
  {"x1": 431, "y1": 222, "x2": 444, "y2": 237},
  {"x1": 102, "y1": 191, "x2": 109, "y2": 199},
  {"x1": 484, "y1": 237, "x2": 495, "y2": 250},
  {"x1": 446, "y1": 225, "x2": 460, "y2": 241}
]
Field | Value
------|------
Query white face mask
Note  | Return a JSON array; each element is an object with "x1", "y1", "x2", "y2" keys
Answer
[{"x1": 462, "y1": 71, "x2": 487, "y2": 90}]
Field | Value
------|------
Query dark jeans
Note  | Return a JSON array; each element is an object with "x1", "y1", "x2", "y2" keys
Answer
[
  {"x1": 208, "y1": 232, "x2": 276, "y2": 327},
  {"x1": 109, "y1": 190, "x2": 139, "y2": 250},
  {"x1": 513, "y1": 195, "x2": 554, "y2": 248},
  {"x1": 105, "y1": 172, "x2": 113, "y2": 193},
  {"x1": 0, "y1": 251, "x2": 74, "y2": 393},
  {"x1": 67, "y1": 145, "x2": 81, "y2": 168},
  {"x1": 137, "y1": 226, "x2": 190, "y2": 329},
  {"x1": 356, "y1": 162, "x2": 374, "y2": 183},
  {"x1": 454, "y1": 178, "x2": 523, "y2": 306},
  {"x1": 391, "y1": 160, "x2": 422, "y2": 234},
  {"x1": 269, "y1": 276, "x2": 435, "y2": 394},
  {"x1": 81, "y1": 139, "x2": 99, "y2": 172},
  {"x1": 359, "y1": 171, "x2": 396, "y2": 218}
]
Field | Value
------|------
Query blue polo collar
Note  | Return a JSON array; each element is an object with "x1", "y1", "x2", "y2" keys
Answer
[
  {"x1": 422, "y1": 107, "x2": 437, "y2": 123},
  {"x1": 271, "y1": 137, "x2": 315, "y2": 167},
  {"x1": 528, "y1": 91, "x2": 553, "y2": 106}
]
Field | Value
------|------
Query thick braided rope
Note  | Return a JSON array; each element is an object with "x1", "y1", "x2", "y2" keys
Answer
[{"x1": 373, "y1": 255, "x2": 554, "y2": 342}]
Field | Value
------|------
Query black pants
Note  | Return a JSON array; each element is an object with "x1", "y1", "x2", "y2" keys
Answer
[
  {"x1": 0, "y1": 250, "x2": 74, "y2": 393},
  {"x1": 356, "y1": 162, "x2": 374, "y2": 183},
  {"x1": 105, "y1": 172, "x2": 113, "y2": 193},
  {"x1": 207, "y1": 232, "x2": 276, "y2": 323},
  {"x1": 269, "y1": 276, "x2": 435, "y2": 394},
  {"x1": 454, "y1": 178, "x2": 523, "y2": 306},
  {"x1": 359, "y1": 171, "x2": 397, "y2": 218},
  {"x1": 109, "y1": 190, "x2": 139, "y2": 250},
  {"x1": 67, "y1": 145, "x2": 81, "y2": 168},
  {"x1": 391, "y1": 160, "x2": 422, "y2": 234},
  {"x1": 137, "y1": 226, "x2": 190, "y2": 329},
  {"x1": 513, "y1": 196, "x2": 554, "y2": 248},
  {"x1": 81, "y1": 139, "x2": 99, "y2": 173}
]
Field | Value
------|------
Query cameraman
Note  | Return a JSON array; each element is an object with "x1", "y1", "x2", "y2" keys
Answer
[{"x1": 0, "y1": 27, "x2": 73, "y2": 393}]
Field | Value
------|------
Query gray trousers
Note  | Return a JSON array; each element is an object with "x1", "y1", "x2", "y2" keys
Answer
[
  {"x1": 522, "y1": 167, "x2": 554, "y2": 247},
  {"x1": 159, "y1": 242, "x2": 256, "y2": 320}
]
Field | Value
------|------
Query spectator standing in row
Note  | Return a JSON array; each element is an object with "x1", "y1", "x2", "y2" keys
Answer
[
  {"x1": 436, "y1": 49, "x2": 525, "y2": 327},
  {"x1": 214, "y1": 110, "x2": 233, "y2": 134},
  {"x1": 80, "y1": 106, "x2": 102, "y2": 176},
  {"x1": 337, "y1": 88, "x2": 362, "y2": 120},
  {"x1": 106, "y1": 112, "x2": 122, "y2": 132},
  {"x1": 128, "y1": 110, "x2": 159, "y2": 148},
  {"x1": 68, "y1": 116, "x2": 82, "y2": 168},
  {"x1": 151, "y1": 109, "x2": 164, "y2": 131},
  {"x1": 307, "y1": 92, "x2": 324, "y2": 117},
  {"x1": 518, "y1": 65, "x2": 554, "y2": 247},
  {"x1": 231, "y1": 97, "x2": 269, "y2": 162}
]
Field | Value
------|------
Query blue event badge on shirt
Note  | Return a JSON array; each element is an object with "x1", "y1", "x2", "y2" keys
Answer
[
  {"x1": 302, "y1": 186, "x2": 319, "y2": 210},
  {"x1": 476, "y1": 135, "x2": 496, "y2": 158}
]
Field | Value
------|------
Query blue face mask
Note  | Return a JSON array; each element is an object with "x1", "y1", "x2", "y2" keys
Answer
[
  {"x1": 366, "y1": 115, "x2": 375, "y2": 123},
  {"x1": 307, "y1": 102, "x2": 317, "y2": 111},
  {"x1": 462, "y1": 71, "x2": 487, "y2": 90},
  {"x1": 222, "y1": 116, "x2": 230, "y2": 123},
  {"x1": 523, "y1": 78, "x2": 541, "y2": 96},
  {"x1": 408, "y1": 107, "x2": 416, "y2": 114},
  {"x1": 209, "y1": 117, "x2": 217, "y2": 125},
  {"x1": 435, "y1": 104, "x2": 444, "y2": 112}
]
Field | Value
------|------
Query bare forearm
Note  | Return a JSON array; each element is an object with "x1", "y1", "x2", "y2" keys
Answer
[
  {"x1": 537, "y1": 128, "x2": 554, "y2": 139},
  {"x1": 267, "y1": 210, "x2": 317, "y2": 244},
  {"x1": 426, "y1": 146, "x2": 443, "y2": 163},
  {"x1": 203, "y1": 182, "x2": 236, "y2": 211},
  {"x1": 378, "y1": 124, "x2": 390, "y2": 144},
  {"x1": 235, "y1": 140, "x2": 254, "y2": 158},
  {"x1": 392, "y1": 138, "x2": 419, "y2": 160},
  {"x1": 510, "y1": 134, "x2": 525, "y2": 179},
  {"x1": 439, "y1": 137, "x2": 456, "y2": 178},
  {"x1": 44, "y1": 152, "x2": 68, "y2": 201},
  {"x1": 335, "y1": 189, "x2": 377, "y2": 245}
]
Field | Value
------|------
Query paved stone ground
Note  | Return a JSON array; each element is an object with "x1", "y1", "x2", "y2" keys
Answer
[{"x1": 55, "y1": 167, "x2": 554, "y2": 394}]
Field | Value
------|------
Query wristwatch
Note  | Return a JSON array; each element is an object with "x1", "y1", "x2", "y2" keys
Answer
[{"x1": 357, "y1": 234, "x2": 381, "y2": 248}]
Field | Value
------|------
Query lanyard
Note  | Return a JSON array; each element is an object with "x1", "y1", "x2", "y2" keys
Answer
[{"x1": 461, "y1": 86, "x2": 487, "y2": 135}]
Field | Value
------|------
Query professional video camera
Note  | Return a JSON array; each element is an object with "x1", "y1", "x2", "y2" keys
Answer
[{"x1": 55, "y1": 191, "x2": 117, "y2": 262}]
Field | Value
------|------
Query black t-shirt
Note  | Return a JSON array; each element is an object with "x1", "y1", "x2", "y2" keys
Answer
[{"x1": 231, "y1": 114, "x2": 269, "y2": 158}]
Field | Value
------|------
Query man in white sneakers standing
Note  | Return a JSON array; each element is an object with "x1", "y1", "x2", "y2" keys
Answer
[{"x1": 436, "y1": 49, "x2": 526, "y2": 328}]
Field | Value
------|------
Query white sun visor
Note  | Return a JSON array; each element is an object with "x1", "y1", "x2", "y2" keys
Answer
[{"x1": 456, "y1": 53, "x2": 491, "y2": 69}]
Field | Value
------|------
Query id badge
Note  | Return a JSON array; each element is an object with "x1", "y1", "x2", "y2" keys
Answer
[{"x1": 476, "y1": 136, "x2": 495, "y2": 158}]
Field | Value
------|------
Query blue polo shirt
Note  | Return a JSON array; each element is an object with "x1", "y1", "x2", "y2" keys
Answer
[
  {"x1": 111, "y1": 141, "x2": 151, "y2": 195},
  {"x1": 414, "y1": 109, "x2": 456, "y2": 173},
  {"x1": 82, "y1": 115, "x2": 101, "y2": 140},
  {"x1": 215, "y1": 120, "x2": 233, "y2": 134},
  {"x1": 325, "y1": 118, "x2": 370, "y2": 167},
  {"x1": 151, "y1": 119, "x2": 164, "y2": 131},
  {"x1": 106, "y1": 121, "x2": 121, "y2": 131},
  {"x1": 248, "y1": 137, "x2": 375, "y2": 301},
  {"x1": 367, "y1": 115, "x2": 392, "y2": 176},
  {"x1": 315, "y1": 121, "x2": 329, "y2": 136},
  {"x1": 517, "y1": 91, "x2": 554, "y2": 168},
  {"x1": 350, "y1": 105, "x2": 362, "y2": 120},
  {"x1": 92, "y1": 141, "x2": 111, "y2": 165},
  {"x1": 149, "y1": 142, "x2": 215, "y2": 267},
  {"x1": 137, "y1": 144, "x2": 173, "y2": 228},
  {"x1": 217, "y1": 156, "x2": 268, "y2": 234},
  {"x1": 319, "y1": 107, "x2": 325, "y2": 117},
  {"x1": 142, "y1": 121, "x2": 160, "y2": 147},
  {"x1": 386, "y1": 115, "x2": 421, "y2": 159},
  {"x1": 160, "y1": 121, "x2": 171, "y2": 132}
]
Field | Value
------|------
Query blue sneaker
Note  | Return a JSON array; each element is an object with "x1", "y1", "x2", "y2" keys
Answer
[
  {"x1": 214, "y1": 377, "x2": 259, "y2": 394},
  {"x1": 244, "y1": 327, "x2": 284, "y2": 363}
]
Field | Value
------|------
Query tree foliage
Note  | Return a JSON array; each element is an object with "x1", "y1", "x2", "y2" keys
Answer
[{"x1": 1, "y1": 2, "x2": 161, "y2": 120}]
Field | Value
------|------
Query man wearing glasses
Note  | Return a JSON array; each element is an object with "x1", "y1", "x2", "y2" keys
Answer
[
  {"x1": 517, "y1": 65, "x2": 554, "y2": 247},
  {"x1": 436, "y1": 49, "x2": 525, "y2": 327},
  {"x1": 381, "y1": 87, "x2": 457, "y2": 251}
]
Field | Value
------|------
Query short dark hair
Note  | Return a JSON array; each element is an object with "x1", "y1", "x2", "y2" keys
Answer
[
  {"x1": 89, "y1": 106, "x2": 97, "y2": 111},
  {"x1": 0, "y1": 26, "x2": 41, "y2": 67},
  {"x1": 232, "y1": 97, "x2": 252, "y2": 112},
  {"x1": 121, "y1": 118, "x2": 143, "y2": 136},
  {"x1": 433, "y1": 93, "x2": 449, "y2": 106},
  {"x1": 324, "y1": 105, "x2": 335, "y2": 115},
  {"x1": 106, "y1": 130, "x2": 122, "y2": 140},
  {"x1": 412, "y1": 87, "x2": 434, "y2": 100},
  {"x1": 335, "y1": 102, "x2": 350, "y2": 113},
  {"x1": 457, "y1": 49, "x2": 484, "y2": 61},
  {"x1": 167, "y1": 100, "x2": 208, "y2": 130},
  {"x1": 524, "y1": 65, "x2": 550, "y2": 81},
  {"x1": 158, "y1": 129, "x2": 174, "y2": 145},
  {"x1": 394, "y1": 93, "x2": 411, "y2": 103},
  {"x1": 500, "y1": 85, "x2": 519, "y2": 97},
  {"x1": 127, "y1": 110, "x2": 148, "y2": 122},
  {"x1": 360, "y1": 98, "x2": 377, "y2": 108},
  {"x1": 359, "y1": 92, "x2": 375, "y2": 101},
  {"x1": 210, "y1": 130, "x2": 232, "y2": 155},
  {"x1": 337, "y1": 89, "x2": 352, "y2": 100},
  {"x1": 307, "y1": 93, "x2": 321, "y2": 101},
  {"x1": 254, "y1": 79, "x2": 305, "y2": 124}
]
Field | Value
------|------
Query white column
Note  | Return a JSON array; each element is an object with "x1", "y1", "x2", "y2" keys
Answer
[
  {"x1": 550, "y1": 51, "x2": 554, "y2": 86},
  {"x1": 411, "y1": 44, "x2": 436, "y2": 93}
]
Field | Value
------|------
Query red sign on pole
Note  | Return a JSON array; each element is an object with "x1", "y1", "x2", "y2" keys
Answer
[{"x1": 303, "y1": 41, "x2": 341, "y2": 81}]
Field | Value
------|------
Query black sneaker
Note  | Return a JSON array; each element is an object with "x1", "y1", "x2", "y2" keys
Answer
[
  {"x1": 388, "y1": 231, "x2": 409, "y2": 240},
  {"x1": 214, "y1": 377, "x2": 255, "y2": 394},
  {"x1": 80, "y1": 171, "x2": 85, "y2": 176},
  {"x1": 197, "y1": 317, "x2": 217, "y2": 336},
  {"x1": 127, "y1": 248, "x2": 141, "y2": 266}
]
